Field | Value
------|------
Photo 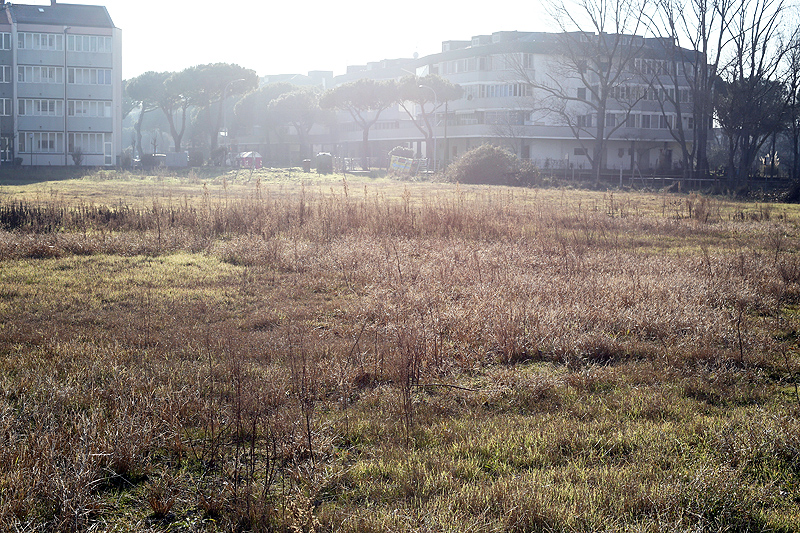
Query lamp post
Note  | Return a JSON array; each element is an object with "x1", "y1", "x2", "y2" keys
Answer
[
  {"x1": 221, "y1": 78, "x2": 245, "y2": 166},
  {"x1": 419, "y1": 84, "x2": 437, "y2": 172}
]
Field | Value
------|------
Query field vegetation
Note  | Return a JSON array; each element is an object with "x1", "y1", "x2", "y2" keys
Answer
[{"x1": 1, "y1": 168, "x2": 799, "y2": 532}]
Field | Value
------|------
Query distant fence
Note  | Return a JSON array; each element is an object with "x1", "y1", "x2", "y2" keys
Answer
[
  {"x1": 536, "y1": 166, "x2": 793, "y2": 191},
  {"x1": 337, "y1": 157, "x2": 435, "y2": 175}
]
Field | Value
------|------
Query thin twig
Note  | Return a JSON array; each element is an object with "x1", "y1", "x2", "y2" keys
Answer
[{"x1": 414, "y1": 383, "x2": 479, "y2": 392}]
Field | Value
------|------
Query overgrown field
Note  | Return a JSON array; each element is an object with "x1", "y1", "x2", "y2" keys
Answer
[{"x1": 1, "y1": 169, "x2": 800, "y2": 532}]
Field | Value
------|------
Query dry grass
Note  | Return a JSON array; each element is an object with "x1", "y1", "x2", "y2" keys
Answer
[{"x1": 1, "y1": 168, "x2": 799, "y2": 531}]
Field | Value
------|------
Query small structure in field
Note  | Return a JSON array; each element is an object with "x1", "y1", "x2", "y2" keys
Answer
[{"x1": 237, "y1": 152, "x2": 263, "y2": 169}]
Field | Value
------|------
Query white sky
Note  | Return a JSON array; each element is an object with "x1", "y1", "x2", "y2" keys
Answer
[{"x1": 42, "y1": 0, "x2": 553, "y2": 79}]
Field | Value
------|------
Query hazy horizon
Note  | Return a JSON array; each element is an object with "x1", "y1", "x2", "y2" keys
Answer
[{"x1": 14, "y1": 0, "x2": 551, "y2": 79}]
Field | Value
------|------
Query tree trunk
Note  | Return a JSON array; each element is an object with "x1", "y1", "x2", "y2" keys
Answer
[
  {"x1": 695, "y1": 121, "x2": 710, "y2": 178},
  {"x1": 361, "y1": 128, "x2": 371, "y2": 170},
  {"x1": 593, "y1": 107, "x2": 607, "y2": 185},
  {"x1": 164, "y1": 107, "x2": 186, "y2": 153},
  {"x1": 135, "y1": 107, "x2": 147, "y2": 160}
]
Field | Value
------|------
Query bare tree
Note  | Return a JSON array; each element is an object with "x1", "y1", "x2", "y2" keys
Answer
[
  {"x1": 714, "y1": 0, "x2": 792, "y2": 183},
  {"x1": 642, "y1": 0, "x2": 725, "y2": 177},
  {"x1": 519, "y1": 0, "x2": 650, "y2": 183},
  {"x1": 784, "y1": 36, "x2": 800, "y2": 181},
  {"x1": 646, "y1": 0, "x2": 739, "y2": 179}
]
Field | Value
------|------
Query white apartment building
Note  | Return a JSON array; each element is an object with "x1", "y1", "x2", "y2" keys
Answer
[
  {"x1": 0, "y1": 0, "x2": 121, "y2": 166},
  {"x1": 332, "y1": 31, "x2": 699, "y2": 174}
]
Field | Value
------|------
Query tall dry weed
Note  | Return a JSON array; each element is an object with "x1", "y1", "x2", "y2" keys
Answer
[{"x1": 2, "y1": 180, "x2": 800, "y2": 530}]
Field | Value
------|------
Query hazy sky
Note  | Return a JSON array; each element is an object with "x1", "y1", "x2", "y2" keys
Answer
[{"x1": 40, "y1": 0, "x2": 552, "y2": 79}]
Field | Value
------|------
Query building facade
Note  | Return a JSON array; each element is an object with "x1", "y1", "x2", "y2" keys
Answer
[
  {"x1": 331, "y1": 31, "x2": 699, "y2": 174},
  {"x1": 0, "y1": 0, "x2": 121, "y2": 166}
]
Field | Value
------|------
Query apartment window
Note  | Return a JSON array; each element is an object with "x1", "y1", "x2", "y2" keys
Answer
[
  {"x1": 68, "y1": 100, "x2": 112, "y2": 118},
  {"x1": 486, "y1": 84, "x2": 528, "y2": 99},
  {"x1": 574, "y1": 148, "x2": 587, "y2": 156},
  {"x1": 612, "y1": 85, "x2": 634, "y2": 100},
  {"x1": 653, "y1": 114, "x2": 662, "y2": 128},
  {"x1": 0, "y1": 65, "x2": 11, "y2": 83},
  {"x1": 577, "y1": 87, "x2": 587, "y2": 100},
  {"x1": 19, "y1": 132, "x2": 63, "y2": 153},
  {"x1": 18, "y1": 99, "x2": 63, "y2": 116},
  {"x1": 67, "y1": 35, "x2": 113, "y2": 53},
  {"x1": 499, "y1": 54, "x2": 514, "y2": 70},
  {"x1": 18, "y1": 66, "x2": 63, "y2": 84},
  {"x1": 68, "y1": 68, "x2": 112, "y2": 85},
  {"x1": 521, "y1": 53, "x2": 533, "y2": 69},
  {"x1": 485, "y1": 111, "x2": 503, "y2": 124},
  {"x1": 374, "y1": 120, "x2": 399, "y2": 130},
  {"x1": 0, "y1": 33, "x2": 10, "y2": 50},
  {"x1": 0, "y1": 98, "x2": 10, "y2": 116},
  {"x1": 660, "y1": 114, "x2": 673, "y2": 129},
  {"x1": 17, "y1": 32, "x2": 63, "y2": 51},
  {"x1": 641, "y1": 114, "x2": 651, "y2": 128},
  {"x1": 68, "y1": 132, "x2": 110, "y2": 154},
  {"x1": 457, "y1": 112, "x2": 479, "y2": 126}
]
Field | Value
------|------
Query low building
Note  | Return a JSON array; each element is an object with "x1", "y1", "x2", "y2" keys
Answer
[{"x1": 331, "y1": 31, "x2": 700, "y2": 175}]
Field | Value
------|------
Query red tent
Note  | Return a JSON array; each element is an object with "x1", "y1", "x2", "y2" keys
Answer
[{"x1": 237, "y1": 151, "x2": 262, "y2": 169}]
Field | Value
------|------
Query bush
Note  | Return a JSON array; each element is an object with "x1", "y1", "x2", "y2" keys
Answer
[
  {"x1": 209, "y1": 147, "x2": 226, "y2": 166},
  {"x1": 188, "y1": 151, "x2": 204, "y2": 168},
  {"x1": 316, "y1": 152, "x2": 333, "y2": 174},
  {"x1": 71, "y1": 149, "x2": 84, "y2": 166},
  {"x1": 517, "y1": 159, "x2": 540, "y2": 187},
  {"x1": 140, "y1": 154, "x2": 163, "y2": 170},
  {"x1": 445, "y1": 144, "x2": 521, "y2": 186}
]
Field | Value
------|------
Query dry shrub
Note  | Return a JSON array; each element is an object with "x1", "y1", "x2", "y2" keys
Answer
[
  {"x1": 444, "y1": 144, "x2": 521, "y2": 186},
  {"x1": 145, "y1": 477, "x2": 177, "y2": 519}
]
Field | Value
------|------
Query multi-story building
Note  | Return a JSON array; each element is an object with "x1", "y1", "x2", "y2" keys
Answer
[
  {"x1": 330, "y1": 31, "x2": 700, "y2": 174},
  {"x1": 0, "y1": 0, "x2": 121, "y2": 166}
]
